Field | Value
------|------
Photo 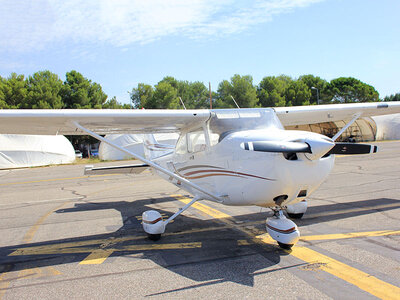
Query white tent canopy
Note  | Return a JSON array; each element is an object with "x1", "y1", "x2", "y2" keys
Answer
[
  {"x1": 0, "y1": 134, "x2": 75, "y2": 169},
  {"x1": 99, "y1": 133, "x2": 178, "y2": 161},
  {"x1": 373, "y1": 113, "x2": 400, "y2": 140}
]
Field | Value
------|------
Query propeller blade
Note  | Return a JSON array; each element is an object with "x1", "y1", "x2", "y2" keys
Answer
[
  {"x1": 240, "y1": 141, "x2": 311, "y2": 153},
  {"x1": 326, "y1": 143, "x2": 378, "y2": 155}
]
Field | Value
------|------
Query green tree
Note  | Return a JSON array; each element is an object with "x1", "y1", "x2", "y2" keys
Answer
[
  {"x1": 88, "y1": 82, "x2": 108, "y2": 109},
  {"x1": 161, "y1": 76, "x2": 178, "y2": 90},
  {"x1": 62, "y1": 70, "x2": 107, "y2": 108},
  {"x1": 130, "y1": 83, "x2": 154, "y2": 108},
  {"x1": 24, "y1": 71, "x2": 63, "y2": 109},
  {"x1": 285, "y1": 80, "x2": 312, "y2": 106},
  {"x1": 257, "y1": 75, "x2": 292, "y2": 107},
  {"x1": 177, "y1": 81, "x2": 209, "y2": 109},
  {"x1": 326, "y1": 77, "x2": 379, "y2": 103},
  {"x1": 384, "y1": 93, "x2": 400, "y2": 101},
  {"x1": 216, "y1": 74, "x2": 258, "y2": 108},
  {"x1": 131, "y1": 77, "x2": 180, "y2": 109},
  {"x1": 0, "y1": 76, "x2": 9, "y2": 109},
  {"x1": 152, "y1": 80, "x2": 179, "y2": 109},
  {"x1": 298, "y1": 75, "x2": 328, "y2": 104},
  {"x1": 0, "y1": 73, "x2": 28, "y2": 108},
  {"x1": 102, "y1": 96, "x2": 125, "y2": 109}
]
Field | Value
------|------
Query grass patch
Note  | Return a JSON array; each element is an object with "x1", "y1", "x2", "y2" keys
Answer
[{"x1": 73, "y1": 157, "x2": 105, "y2": 165}]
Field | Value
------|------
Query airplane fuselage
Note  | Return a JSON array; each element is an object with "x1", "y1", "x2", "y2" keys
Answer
[{"x1": 152, "y1": 109, "x2": 335, "y2": 208}]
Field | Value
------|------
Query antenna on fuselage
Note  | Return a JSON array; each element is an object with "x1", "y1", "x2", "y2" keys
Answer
[
  {"x1": 230, "y1": 95, "x2": 240, "y2": 109},
  {"x1": 179, "y1": 97, "x2": 187, "y2": 110}
]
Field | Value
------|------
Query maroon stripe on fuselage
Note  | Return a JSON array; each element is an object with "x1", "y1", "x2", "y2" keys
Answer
[{"x1": 183, "y1": 169, "x2": 274, "y2": 181}]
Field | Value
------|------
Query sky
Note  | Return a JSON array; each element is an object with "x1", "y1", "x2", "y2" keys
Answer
[{"x1": 1, "y1": 0, "x2": 399, "y2": 105}]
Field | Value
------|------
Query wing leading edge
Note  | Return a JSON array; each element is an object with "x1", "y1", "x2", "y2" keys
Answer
[
  {"x1": 1, "y1": 102, "x2": 400, "y2": 135},
  {"x1": 0, "y1": 109, "x2": 211, "y2": 135},
  {"x1": 274, "y1": 101, "x2": 400, "y2": 126}
]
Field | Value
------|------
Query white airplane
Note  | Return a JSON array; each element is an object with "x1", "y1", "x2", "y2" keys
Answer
[{"x1": 1, "y1": 102, "x2": 399, "y2": 249}]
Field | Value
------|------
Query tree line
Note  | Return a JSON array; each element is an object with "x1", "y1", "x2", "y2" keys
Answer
[
  {"x1": 131, "y1": 75, "x2": 388, "y2": 109},
  {"x1": 1, "y1": 70, "x2": 399, "y2": 110},
  {"x1": 0, "y1": 70, "x2": 129, "y2": 109}
]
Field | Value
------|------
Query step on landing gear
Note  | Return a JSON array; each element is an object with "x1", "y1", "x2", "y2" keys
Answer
[{"x1": 266, "y1": 209, "x2": 300, "y2": 249}]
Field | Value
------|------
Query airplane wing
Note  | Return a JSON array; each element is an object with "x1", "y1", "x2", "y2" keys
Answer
[
  {"x1": 1, "y1": 102, "x2": 400, "y2": 135},
  {"x1": 274, "y1": 102, "x2": 400, "y2": 126},
  {"x1": 0, "y1": 109, "x2": 210, "y2": 135}
]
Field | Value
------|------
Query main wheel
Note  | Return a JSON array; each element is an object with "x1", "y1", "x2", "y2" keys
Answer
[
  {"x1": 147, "y1": 233, "x2": 161, "y2": 241},
  {"x1": 278, "y1": 242, "x2": 293, "y2": 250},
  {"x1": 287, "y1": 212, "x2": 304, "y2": 219}
]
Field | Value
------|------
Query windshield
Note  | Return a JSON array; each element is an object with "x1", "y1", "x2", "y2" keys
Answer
[{"x1": 208, "y1": 108, "x2": 282, "y2": 145}]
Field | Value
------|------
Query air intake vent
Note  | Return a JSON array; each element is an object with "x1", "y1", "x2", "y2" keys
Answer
[
  {"x1": 297, "y1": 190, "x2": 307, "y2": 197},
  {"x1": 283, "y1": 152, "x2": 298, "y2": 160}
]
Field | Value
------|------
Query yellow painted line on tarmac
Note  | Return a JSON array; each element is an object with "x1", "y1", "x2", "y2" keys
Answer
[
  {"x1": 22, "y1": 201, "x2": 71, "y2": 243},
  {"x1": 173, "y1": 195, "x2": 400, "y2": 299},
  {"x1": 10, "y1": 242, "x2": 202, "y2": 260},
  {"x1": 237, "y1": 240, "x2": 251, "y2": 246},
  {"x1": 120, "y1": 242, "x2": 202, "y2": 251},
  {"x1": 0, "y1": 268, "x2": 62, "y2": 300},
  {"x1": 291, "y1": 246, "x2": 400, "y2": 300},
  {"x1": 80, "y1": 249, "x2": 114, "y2": 265},
  {"x1": 300, "y1": 230, "x2": 400, "y2": 241},
  {"x1": 173, "y1": 195, "x2": 232, "y2": 220},
  {"x1": 0, "y1": 273, "x2": 10, "y2": 300},
  {"x1": 0, "y1": 174, "x2": 119, "y2": 187},
  {"x1": 9, "y1": 234, "x2": 152, "y2": 256},
  {"x1": 0, "y1": 201, "x2": 68, "y2": 299}
]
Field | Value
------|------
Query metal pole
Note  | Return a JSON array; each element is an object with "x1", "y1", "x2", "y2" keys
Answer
[{"x1": 311, "y1": 87, "x2": 320, "y2": 105}]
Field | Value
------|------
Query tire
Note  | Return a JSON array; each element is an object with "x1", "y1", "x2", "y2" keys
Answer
[
  {"x1": 147, "y1": 234, "x2": 161, "y2": 241},
  {"x1": 287, "y1": 212, "x2": 304, "y2": 219},
  {"x1": 278, "y1": 242, "x2": 293, "y2": 250}
]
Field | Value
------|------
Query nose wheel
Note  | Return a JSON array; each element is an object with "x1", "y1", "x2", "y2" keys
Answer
[{"x1": 266, "y1": 209, "x2": 300, "y2": 249}]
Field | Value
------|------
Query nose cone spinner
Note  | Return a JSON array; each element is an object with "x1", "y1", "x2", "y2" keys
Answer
[{"x1": 304, "y1": 137, "x2": 335, "y2": 160}]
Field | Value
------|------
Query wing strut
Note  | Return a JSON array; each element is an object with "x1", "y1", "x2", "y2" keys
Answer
[
  {"x1": 332, "y1": 113, "x2": 361, "y2": 141},
  {"x1": 71, "y1": 121, "x2": 221, "y2": 202}
]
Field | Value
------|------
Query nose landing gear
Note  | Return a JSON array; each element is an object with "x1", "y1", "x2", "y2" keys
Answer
[{"x1": 266, "y1": 209, "x2": 300, "y2": 249}]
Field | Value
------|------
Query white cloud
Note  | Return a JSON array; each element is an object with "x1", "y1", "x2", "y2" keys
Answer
[{"x1": 0, "y1": 0, "x2": 323, "y2": 52}]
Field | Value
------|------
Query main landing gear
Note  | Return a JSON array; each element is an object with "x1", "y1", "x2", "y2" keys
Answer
[
  {"x1": 266, "y1": 209, "x2": 300, "y2": 249},
  {"x1": 141, "y1": 196, "x2": 200, "y2": 240}
]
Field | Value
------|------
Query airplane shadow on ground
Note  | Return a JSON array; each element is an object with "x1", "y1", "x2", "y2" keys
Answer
[
  {"x1": 296, "y1": 197, "x2": 400, "y2": 227},
  {"x1": 0, "y1": 196, "x2": 399, "y2": 291},
  {"x1": 0, "y1": 196, "x2": 287, "y2": 289}
]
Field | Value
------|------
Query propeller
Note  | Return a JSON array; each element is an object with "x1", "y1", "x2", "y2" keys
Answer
[
  {"x1": 325, "y1": 143, "x2": 377, "y2": 155},
  {"x1": 240, "y1": 139, "x2": 377, "y2": 160}
]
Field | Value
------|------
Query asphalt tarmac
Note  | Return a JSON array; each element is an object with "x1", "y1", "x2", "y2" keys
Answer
[{"x1": 0, "y1": 141, "x2": 399, "y2": 299}]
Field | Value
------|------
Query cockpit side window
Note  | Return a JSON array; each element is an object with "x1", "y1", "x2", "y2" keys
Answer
[
  {"x1": 175, "y1": 134, "x2": 188, "y2": 154},
  {"x1": 208, "y1": 108, "x2": 283, "y2": 146},
  {"x1": 175, "y1": 128, "x2": 207, "y2": 154}
]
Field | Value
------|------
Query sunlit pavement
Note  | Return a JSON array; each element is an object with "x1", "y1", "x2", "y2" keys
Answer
[{"x1": 0, "y1": 141, "x2": 399, "y2": 299}]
